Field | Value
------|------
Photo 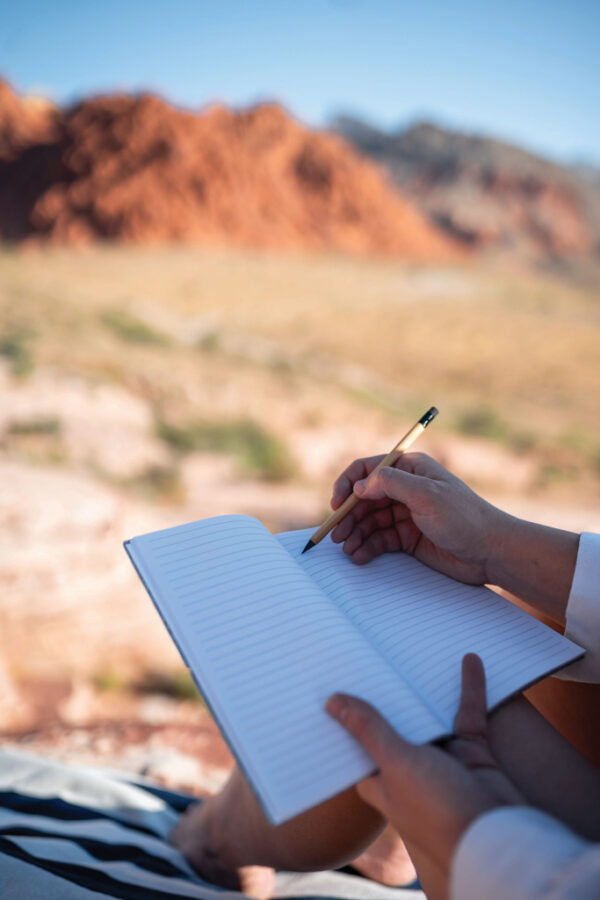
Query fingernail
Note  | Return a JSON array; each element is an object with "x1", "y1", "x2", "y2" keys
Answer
[
  {"x1": 326, "y1": 695, "x2": 348, "y2": 722},
  {"x1": 354, "y1": 480, "x2": 366, "y2": 495}
]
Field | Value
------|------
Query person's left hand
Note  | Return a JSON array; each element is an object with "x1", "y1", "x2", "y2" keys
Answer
[{"x1": 326, "y1": 654, "x2": 524, "y2": 877}]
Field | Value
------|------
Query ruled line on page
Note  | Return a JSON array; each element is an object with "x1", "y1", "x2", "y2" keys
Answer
[{"x1": 278, "y1": 528, "x2": 582, "y2": 731}]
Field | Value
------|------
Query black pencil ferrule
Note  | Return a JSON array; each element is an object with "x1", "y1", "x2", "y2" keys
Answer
[{"x1": 419, "y1": 407, "x2": 439, "y2": 428}]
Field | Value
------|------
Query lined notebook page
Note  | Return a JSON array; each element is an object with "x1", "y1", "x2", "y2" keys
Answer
[
  {"x1": 278, "y1": 529, "x2": 583, "y2": 731},
  {"x1": 126, "y1": 515, "x2": 442, "y2": 824}
]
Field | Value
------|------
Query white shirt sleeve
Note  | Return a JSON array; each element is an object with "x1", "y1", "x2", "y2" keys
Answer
[
  {"x1": 554, "y1": 532, "x2": 600, "y2": 683},
  {"x1": 451, "y1": 807, "x2": 600, "y2": 900}
]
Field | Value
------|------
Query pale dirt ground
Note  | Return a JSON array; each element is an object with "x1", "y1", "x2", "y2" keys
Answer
[{"x1": 1, "y1": 246, "x2": 599, "y2": 793}]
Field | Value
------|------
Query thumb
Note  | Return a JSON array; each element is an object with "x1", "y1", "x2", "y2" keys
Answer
[
  {"x1": 326, "y1": 692, "x2": 414, "y2": 770},
  {"x1": 354, "y1": 465, "x2": 426, "y2": 506}
]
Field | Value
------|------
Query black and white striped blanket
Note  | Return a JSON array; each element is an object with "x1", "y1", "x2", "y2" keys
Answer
[{"x1": 0, "y1": 749, "x2": 423, "y2": 899}]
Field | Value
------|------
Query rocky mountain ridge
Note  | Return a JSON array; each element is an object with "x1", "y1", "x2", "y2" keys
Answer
[
  {"x1": 333, "y1": 115, "x2": 600, "y2": 265},
  {"x1": 0, "y1": 81, "x2": 458, "y2": 260}
]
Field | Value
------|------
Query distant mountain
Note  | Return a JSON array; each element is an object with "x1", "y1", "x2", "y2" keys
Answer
[
  {"x1": 333, "y1": 115, "x2": 600, "y2": 264},
  {"x1": 0, "y1": 80, "x2": 459, "y2": 261}
]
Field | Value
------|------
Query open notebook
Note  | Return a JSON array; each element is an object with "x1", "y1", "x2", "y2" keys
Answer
[{"x1": 125, "y1": 514, "x2": 582, "y2": 824}]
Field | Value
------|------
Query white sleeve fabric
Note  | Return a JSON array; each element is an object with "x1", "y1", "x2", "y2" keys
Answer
[
  {"x1": 451, "y1": 806, "x2": 600, "y2": 900},
  {"x1": 554, "y1": 531, "x2": 600, "y2": 683}
]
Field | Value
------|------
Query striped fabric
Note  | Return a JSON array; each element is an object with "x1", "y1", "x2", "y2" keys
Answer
[{"x1": 0, "y1": 749, "x2": 423, "y2": 899}]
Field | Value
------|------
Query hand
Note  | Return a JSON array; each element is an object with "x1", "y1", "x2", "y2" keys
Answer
[
  {"x1": 326, "y1": 655, "x2": 524, "y2": 876},
  {"x1": 330, "y1": 452, "x2": 507, "y2": 585},
  {"x1": 330, "y1": 451, "x2": 579, "y2": 622}
]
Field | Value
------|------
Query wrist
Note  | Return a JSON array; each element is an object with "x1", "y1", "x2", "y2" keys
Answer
[
  {"x1": 480, "y1": 506, "x2": 517, "y2": 587},
  {"x1": 485, "y1": 507, "x2": 526, "y2": 588},
  {"x1": 483, "y1": 514, "x2": 579, "y2": 625}
]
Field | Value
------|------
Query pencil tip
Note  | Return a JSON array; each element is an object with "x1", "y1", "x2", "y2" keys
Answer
[{"x1": 301, "y1": 540, "x2": 315, "y2": 554}]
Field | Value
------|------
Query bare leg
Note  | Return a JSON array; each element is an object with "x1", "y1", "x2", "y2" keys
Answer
[
  {"x1": 351, "y1": 824, "x2": 417, "y2": 885},
  {"x1": 503, "y1": 589, "x2": 600, "y2": 766},
  {"x1": 171, "y1": 766, "x2": 386, "y2": 897},
  {"x1": 488, "y1": 693, "x2": 600, "y2": 840},
  {"x1": 525, "y1": 676, "x2": 600, "y2": 765}
]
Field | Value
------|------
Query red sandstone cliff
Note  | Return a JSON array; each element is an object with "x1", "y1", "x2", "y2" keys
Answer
[{"x1": 0, "y1": 83, "x2": 459, "y2": 260}]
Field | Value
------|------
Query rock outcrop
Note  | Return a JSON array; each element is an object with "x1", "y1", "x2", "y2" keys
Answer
[
  {"x1": 0, "y1": 82, "x2": 458, "y2": 260},
  {"x1": 334, "y1": 116, "x2": 598, "y2": 262}
]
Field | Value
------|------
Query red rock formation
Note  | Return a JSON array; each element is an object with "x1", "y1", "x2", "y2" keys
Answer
[
  {"x1": 0, "y1": 79, "x2": 59, "y2": 161},
  {"x1": 0, "y1": 85, "x2": 460, "y2": 260}
]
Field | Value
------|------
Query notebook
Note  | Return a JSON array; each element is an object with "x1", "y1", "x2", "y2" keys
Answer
[{"x1": 124, "y1": 514, "x2": 583, "y2": 824}]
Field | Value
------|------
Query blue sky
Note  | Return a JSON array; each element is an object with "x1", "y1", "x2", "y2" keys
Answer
[{"x1": 2, "y1": 0, "x2": 599, "y2": 162}]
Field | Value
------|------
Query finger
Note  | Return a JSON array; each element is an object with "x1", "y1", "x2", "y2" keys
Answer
[
  {"x1": 325, "y1": 692, "x2": 414, "y2": 768},
  {"x1": 330, "y1": 498, "x2": 386, "y2": 543},
  {"x1": 331, "y1": 456, "x2": 385, "y2": 509},
  {"x1": 454, "y1": 654, "x2": 488, "y2": 739},
  {"x1": 394, "y1": 452, "x2": 451, "y2": 481},
  {"x1": 448, "y1": 655, "x2": 497, "y2": 769},
  {"x1": 340, "y1": 504, "x2": 414, "y2": 550},
  {"x1": 331, "y1": 510, "x2": 357, "y2": 544},
  {"x1": 341, "y1": 508, "x2": 391, "y2": 554},
  {"x1": 354, "y1": 466, "x2": 432, "y2": 508},
  {"x1": 331, "y1": 495, "x2": 395, "y2": 544},
  {"x1": 345, "y1": 522, "x2": 403, "y2": 561}
]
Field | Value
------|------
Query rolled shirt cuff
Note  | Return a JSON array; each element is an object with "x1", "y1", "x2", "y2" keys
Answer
[{"x1": 555, "y1": 532, "x2": 600, "y2": 683}]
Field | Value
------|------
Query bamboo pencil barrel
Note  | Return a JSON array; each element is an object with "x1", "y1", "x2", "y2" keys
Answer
[{"x1": 303, "y1": 407, "x2": 438, "y2": 552}]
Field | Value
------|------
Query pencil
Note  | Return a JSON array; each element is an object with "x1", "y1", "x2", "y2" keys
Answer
[{"x1": 301, "y1": 406, "x2": 438, "y2": 554}]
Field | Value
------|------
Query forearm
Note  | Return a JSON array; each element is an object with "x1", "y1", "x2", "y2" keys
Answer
[
  {"x1": 484, "y1": 514, "x2": 579, "y2": 626},
  {"x1": 487, "y1": 693, "x2": 600, "y2": 840}
]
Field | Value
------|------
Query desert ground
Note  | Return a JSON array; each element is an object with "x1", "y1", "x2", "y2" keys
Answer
[{"x1": 1, "y1": 245, "x2": 599, "y2": 793}]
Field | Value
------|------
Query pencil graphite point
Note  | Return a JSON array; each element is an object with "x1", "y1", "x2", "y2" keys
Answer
[{"x1": 302, "y1": 539, "x2": 315, "y2": 554}]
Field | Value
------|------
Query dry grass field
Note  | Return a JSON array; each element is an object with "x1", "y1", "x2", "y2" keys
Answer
[{"x1": 1, "y1": 245, "x2": 599, "y2": 498}]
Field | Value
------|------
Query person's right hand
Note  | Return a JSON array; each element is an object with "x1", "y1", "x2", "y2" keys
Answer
[{"x1": 330, "y1": 452, "x2": 509, "y2": 585}]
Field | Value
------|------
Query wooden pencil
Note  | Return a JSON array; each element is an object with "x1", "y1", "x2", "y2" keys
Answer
[{"x1": 302, "y1": 406, "x2": 438, "y2": 553}]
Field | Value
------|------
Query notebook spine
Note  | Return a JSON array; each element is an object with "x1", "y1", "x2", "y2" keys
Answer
[{"x1": 123, "y1": 540, "x2": 190, "y2": 668}]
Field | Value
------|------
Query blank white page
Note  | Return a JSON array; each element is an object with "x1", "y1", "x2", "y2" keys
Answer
[
  {"x1": 278, "y1": 529, "x2": 583, "y2": 730},
  {"x1": 126, "y1": 515, "x2": 442, "y2": 824}
]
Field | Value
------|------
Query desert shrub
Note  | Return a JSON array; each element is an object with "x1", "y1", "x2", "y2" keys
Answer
[
  {"x1": 0, "y1": 328, "x2": 35, "y2": 377},
  {"x1": 197, "y1": 330, "x2": 221, "y2": 352},
  {"x1": 537, "y1": 462, "x2": 580, "y2": 486},
  {"x1": 507, "y1": 430, "x2": 537, "y2": 453},
  {"x1": 558, "y1": 430, "x2": 585, "y2": 452},
  {"x1": 101, "y1": 309, "x2": 171, "y2": 346},
  {"x1": 454, "y1": 406, "x2": 508, "y2": 442},
  {"x1": 7, "y1": 417, "x2": 61, "y2": 436},
  {"x1": 94, "y1": 669, "x2": 126, "y2": 692},
  {"x1": 94, "y1": 667, "x2": 203, "y2": 703},
  {"x1": 157, "y1": 417, "x2": 295, "y2": 482},
  {"x1": 125, "y1": 464, "x2": 184, "y2": 502},
  {"x1": 4, "y1": 416, "x2": 65, "y2": 463},
  {"x1": 134, "y1": 669, "x2": 204, "y2": 703}
]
